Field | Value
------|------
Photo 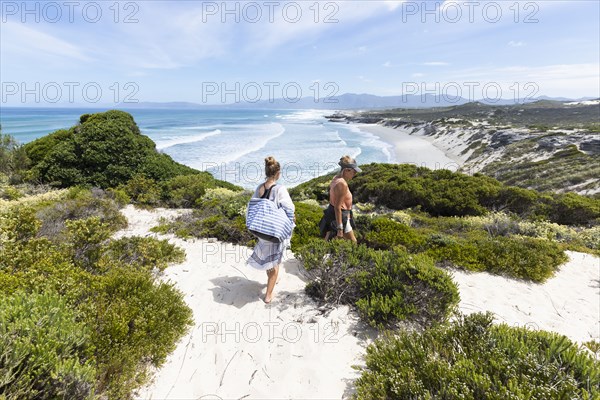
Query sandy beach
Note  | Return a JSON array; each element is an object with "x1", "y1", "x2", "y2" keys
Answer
[
  {"x1": 357, "y1": 123, "x2": 463, "y2": 171},
  {"x1": 124, "y1": 206, "x2": 375, "y2": 400},
  {"x1": 120, "y1": 206, "x2": 600, "y2": 400}
]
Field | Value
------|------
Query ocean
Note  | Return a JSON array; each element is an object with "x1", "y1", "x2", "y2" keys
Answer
[{"x1": 0, "y1": 107, "x2": 395, "y2": 189}]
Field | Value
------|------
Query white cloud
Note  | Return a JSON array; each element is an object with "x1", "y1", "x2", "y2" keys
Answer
[
  {"x1": 1, "y1": 22, "x2": 92, "y2": 63},
  {"x1": 105, "y1": 5, "x2": 231, "y2": 69},
  {"x1": 383, "y1": 61, "x2": 392, "y2": 67},
  {"x1": 244, "y1": 1, "x2": 407, "y2": 55},
  {"x1": 424, "y1": 62, "x2": 449, "y2": 66},
  {"x1": 384, "y1": 1, "x2": 405, "y2": 11},
  {"x1": 442, "y1": 63, "x2": 600, "y2": 98},
  {"x1": 508, "y1": 41, "x2": 526, "y2": 47}
]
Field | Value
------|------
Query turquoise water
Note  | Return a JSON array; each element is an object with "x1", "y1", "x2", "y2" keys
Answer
[{"x1": 0, "y1": 107, "x2": 394, "y2": 189}]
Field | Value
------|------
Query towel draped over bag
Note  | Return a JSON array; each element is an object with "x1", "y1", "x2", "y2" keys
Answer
[{"x1": 246, "y1": 184, "x2": 294, "y2": 243}]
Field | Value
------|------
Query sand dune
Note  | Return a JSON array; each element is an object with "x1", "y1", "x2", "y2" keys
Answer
[{"x1": 118, "y1": 206, "x2": 599, "y2": 399}]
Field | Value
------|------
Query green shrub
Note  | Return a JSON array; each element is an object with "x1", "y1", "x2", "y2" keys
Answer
[
  {"x1": 290, "y1": 202, "x2": 323, "y2": 252},
  {"x1": 550, "y1": 192, "x2": 600, "y2": 226},
  {"x1": 425, "y1": 233, "x2": 483, "y2": 271},
  {"x1": 297, "y1": 240, "x2": 459, "y2": 327},
  {"x1": 0, "y1": 186, "x2": 23, "y2": 201},
  {"x1": 161, "y1": 190, "x2": 255, "y2": 245},
  {"x1": 85, "y1": 267, "x2": 193, "y2": 399},
  {"x1": 0, "y1": 291, "x2": 98, "y2": 400},
  {"x1": 494, "y1": 186, "x2": 540, "y2": 216},
  {"x1": 296, "y1": 163, "x2": 600, "y2": 227},
  {"x1": 36, "y1": 187, "x2": 127, "y2": 240},
  {"x1": 106, "y1": 187, "x2": 131, "y2": 207},
  {"x1": 288, "y1": 173, "x2": 334, "y2": 203},
  {"x1": 425, "y1": 232, "x2": 567, "y2": 282},
  {"x1": 0, "y1": 206, "x2": 40, "y2": 242},
  {"x1": 23, "y1": 129, "x2": 72, "y2": 166},
  {"x1": 360, "y1": 217, "x2": 427, "y2": 252},
  {"x1": 163, "y1": 173, "x2": 220, "y2": 207},
  {"x1": 354, "y1": 312, "x2": 600, "y2": 399},
  {"x1": 0, "y1": 131, "x2": 30, "y2": 184},
  {"x1": 120, "y1": 174, "x2": 162, "y2": 207},
  {"x1": 24, "y1": 110, "x2": 198, "y2": 188},
  {"x1": 477, "y1": 235, "x2": 568, "y2": 281},
  {"x1": 65, "y1": 217, "x2": 113, "y2": 272},
  {"x1": 100, "y1": 236, "x2": 186, "y2": 272},
  {"x1": 350, "y1": 164, "x2": 501, "y2": 217},
  {"x1": 0, "y1": 198, "x2": 193, "y2": 399}
]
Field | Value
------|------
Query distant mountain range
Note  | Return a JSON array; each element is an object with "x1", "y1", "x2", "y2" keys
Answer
[
  {"x1": 6, "y1": 94, "x2": 597, "y2": 110},
  {"x1": 116, "y1": 94, "x2": 598, "y2": 110}
]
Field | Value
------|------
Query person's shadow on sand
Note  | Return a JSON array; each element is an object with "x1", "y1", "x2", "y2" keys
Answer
[
  {"x1": 281, "y1": 256, "x2": 310, "y2": 282},
  {"x1": 209, "y1": 276, "x2": 266, "y2": 308}
]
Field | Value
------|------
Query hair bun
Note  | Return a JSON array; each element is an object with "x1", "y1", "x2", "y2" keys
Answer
[{"x1": 265, "y1": 156, "x2": 276, "y2": 166}]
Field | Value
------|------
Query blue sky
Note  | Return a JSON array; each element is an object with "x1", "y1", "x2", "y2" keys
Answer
[{"x1": 1, "y1": 0, "x2": 599, "y2": 106}]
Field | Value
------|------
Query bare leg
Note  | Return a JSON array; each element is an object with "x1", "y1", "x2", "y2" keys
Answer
[
  {"x1": 344, "y1": 230, "x2": 357, "y2": 244},
  {"x1": 265, "y1": 265, "x2": 279, "y2": 303}
]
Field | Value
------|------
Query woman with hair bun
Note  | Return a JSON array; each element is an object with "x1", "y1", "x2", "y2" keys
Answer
[
  {"x1": 247, "y1": 156, "x2": 295, "y2": 303},
  {"x1": 321, "y1": 155, "x2": 361, "y2": 243}
]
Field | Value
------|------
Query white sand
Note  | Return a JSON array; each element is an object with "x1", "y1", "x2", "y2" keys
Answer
[
  {"x1": 451, "y1": 251, "x2": 600, "y2": 343},
  {"x1": 117, "y1": 205, "x2": 600, "y2": 399},
  {"x1": 357, "y1": 123, "x2": 462, "y2": 171},
  {"x1": 121, "y1": 206, "x2": 374, "y2": 400}
]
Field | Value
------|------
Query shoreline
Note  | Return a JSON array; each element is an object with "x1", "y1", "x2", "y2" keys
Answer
[{"x1": 355, "y1": 122, "x2": 464, "y2": 171}]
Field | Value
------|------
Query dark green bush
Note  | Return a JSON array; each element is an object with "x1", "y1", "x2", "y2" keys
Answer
[
  {"x1": 162, "y1": 172, "x2": 237, "y2": 207},
  {"x1": 0, "y1": 291, "x2": 98, "y2": 400},
  {"x1": 288, "y1": 173, "x2": 334, "y2": 202},
  {"x1": 24, "y1": 110, "x2": 198, "y2": 188},
  {"x1": 350, "y1": 164, "x2": 501, "y2": 217},
  {"x1": 297, "y1": 240, "x2": 459, "y2": 327},
  {"x1": 493, "y1": 186, "x2": 540, "y2": 216},
  {"x1": 290, "y1": 202, "x2": 323, "y2": 252},
  {"x1": 21, "y1": 128, "x2": 72, "y2": 166},
  {"x1": 425, "y1": 233, "x2": 483, "y2": 272},
  {"x1": 550, "y1": 192, "x2": 600, "y2": 226},
  {"x1": 360, "y1": 217, "x2": 427, "y2": 252},
  {"x1": 425, "y1": 232, "x2": 567, "y2": 282},
  {"x1": 296, "y1": 163, "x2": 600, "y2": 226},
  {"x1": 120, "y1": 174, "x2": 163, "y2": 208},
  {"x1": 354, "y1": 312, "x2": 600, "y2": 399}
]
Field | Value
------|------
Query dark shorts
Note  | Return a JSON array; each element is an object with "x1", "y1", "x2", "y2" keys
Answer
[{"x1": 319, "y1": 204, "x2": 355, "y2": 239}]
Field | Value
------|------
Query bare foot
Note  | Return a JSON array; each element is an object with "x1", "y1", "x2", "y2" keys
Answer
[{"x1": 264, "y1": 295, "x2": 273, "y2": 304}]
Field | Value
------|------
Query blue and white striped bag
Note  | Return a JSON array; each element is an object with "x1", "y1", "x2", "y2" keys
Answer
[{"x1": 246, "y1": 196, "x2": 294, "y2": 243}]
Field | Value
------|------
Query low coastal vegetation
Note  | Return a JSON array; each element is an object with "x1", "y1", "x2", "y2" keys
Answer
[
  {"x1": 296, "y1": 239, "x2": 459, "y2": 328},
  {"x1": 331, "y1": 101, "x2": 600, "y2": 195},
  {"x1": 355, "y1": 312, "x2": 600, "y2": 399},
  {"x1": 0, "y1": 112, "x2": 233, "y2": 399},
  {"x1": 1, "y1": 110, "x2": 599, "y2": 398},
  {"x1": 0, "y1": 189, "x2": 191, "y2": 399}
]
